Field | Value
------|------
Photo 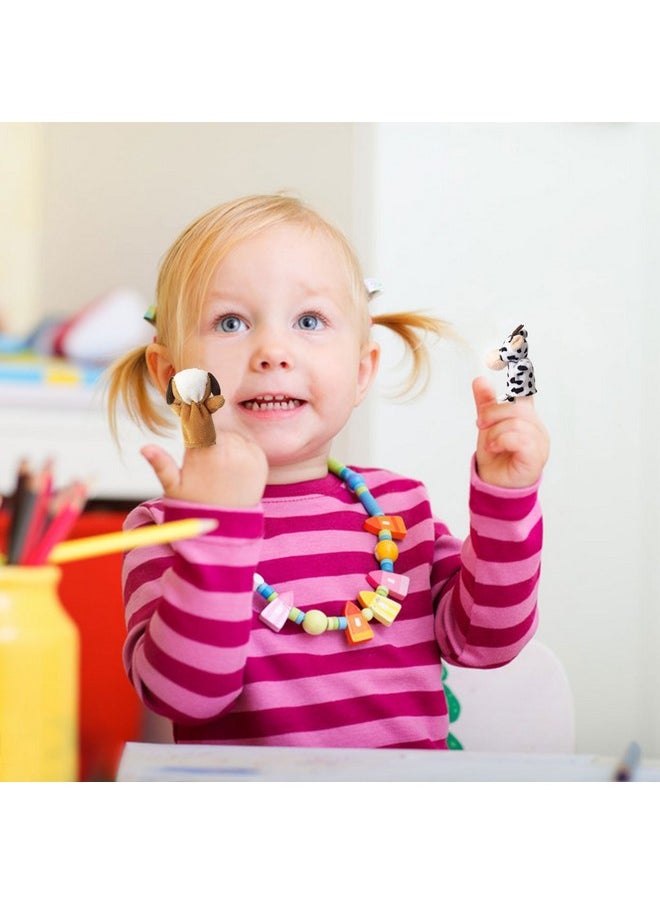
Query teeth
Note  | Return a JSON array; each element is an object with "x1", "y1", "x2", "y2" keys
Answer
[{"x1": 244, "y1": 397, "x2": 302, "y2": 411}]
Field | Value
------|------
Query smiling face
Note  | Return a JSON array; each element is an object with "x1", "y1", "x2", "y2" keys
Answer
[{"x1": 152, "y1": 221, "x2": 380, "y2": 484}]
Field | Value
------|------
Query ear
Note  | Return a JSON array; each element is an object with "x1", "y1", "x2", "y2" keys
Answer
[
  {"x1": 354, "y1": 340, "x2": 380, "y2": 407},
  {"x1": 511, "y1": 335, "x2": 524, "y2": 350},
  {"x1": 145, "y1": 343, "x2": 176, "y2": 398},
  {"x1": 166, "y1": 376, "x2": 175, "y2": 405},
  {"x1": 208, "y1": 372, "x2": 222, "y2": 396}
]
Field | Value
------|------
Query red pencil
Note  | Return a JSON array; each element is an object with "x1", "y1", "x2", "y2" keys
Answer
[{"x1": 25, "y1": 481, "x2": 89, "y2": 566}]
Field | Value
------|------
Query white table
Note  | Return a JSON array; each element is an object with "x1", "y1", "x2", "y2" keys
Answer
[{"x1": 116, "y1": 741, "x2": 660, "y2": 782}]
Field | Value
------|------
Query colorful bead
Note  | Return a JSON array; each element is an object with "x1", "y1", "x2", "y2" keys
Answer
[
  {"x1": 254, "y1": 575, "x2": 278, "y2": 602},
  {"x1": 357, "y1": 490, "x2": 382, "y2": 517},
  {"x1": 346, "y1": 473, "x2": 365, "y2": 491},
  {"x1": 302, "y1": 610, "x2": 329, "y2": 635},
  {"x1": 259, "y1": 590, "x2": 293, "y2": 631},
  {"x1": 344, "y1": 600, "x2": 374, "y2": 644},
  {"x1": 367, "y1": 570, "x2": 409, "y2": 600},
  {"x1": 364, "y1": 515, "x2": 407, "y2": 539},
  {"x1": 375, "y1": 539, "x2": 398, "y2": 563},
  {"x1": 257, "y1": 459, "x2": 406, "y2": 644},
  {"x1": 357, "y1": 590, "x2": 401, "y2": 626},
  {"x1": 371, "y1": 597, "x2": 401, "y2": 626}
]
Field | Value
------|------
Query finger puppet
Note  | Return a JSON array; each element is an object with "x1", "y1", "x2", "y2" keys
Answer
[
  {"x1": 486, "y1": 324, "x2": 537, "y2": 402},
  {"x1": 166, "y1": 368, "x2": 225, "y2": 447}
]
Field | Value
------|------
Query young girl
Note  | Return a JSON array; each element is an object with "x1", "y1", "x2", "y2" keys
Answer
[{"x1": 107, "y1": 194, "x2": 549, "y2": 750}]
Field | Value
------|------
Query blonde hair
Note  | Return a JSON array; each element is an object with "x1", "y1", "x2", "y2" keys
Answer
[{"x1": 106, "y1": 194, "x2": 454, "y2": 437}]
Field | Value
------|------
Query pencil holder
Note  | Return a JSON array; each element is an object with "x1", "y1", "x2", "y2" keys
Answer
[{"x1": 0, "y1": 566, "x2": 79, "y2": 781}]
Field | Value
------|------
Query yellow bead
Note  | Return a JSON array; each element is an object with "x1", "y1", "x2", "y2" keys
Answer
[
  {"x1": 302, "y1": 610, "x2": 329, "y2": 635},
  {"x1": 375, "y1": 539, "x2": 398, "y2": 563}
]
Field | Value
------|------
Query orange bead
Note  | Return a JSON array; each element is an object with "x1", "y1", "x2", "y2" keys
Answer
[
  {"x1": 364, "y1": 515, "x2": 407, "y2": 539},
  {"x1": 374, "y1": 539, "x2": 398, "y2": 563},
  {"x1": 344, "y1": 601, "x2": 374, "y2": 644}
]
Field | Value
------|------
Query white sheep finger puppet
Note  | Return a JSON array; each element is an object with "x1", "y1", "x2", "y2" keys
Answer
[
  {"x1": 166, "y1": 368, "x2": 225, "y2": 447},
  {"x1": 485, "y1": 324, "x2": 537, "y2": 402}
]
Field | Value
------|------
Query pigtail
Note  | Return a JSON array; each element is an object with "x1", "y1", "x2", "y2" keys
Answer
[
  {"x1": 371, "y1": 310, "x2": 459, "y2": 398},
  {"x1": 105, "y1": 345, "x2": 171, "y2": 441}
]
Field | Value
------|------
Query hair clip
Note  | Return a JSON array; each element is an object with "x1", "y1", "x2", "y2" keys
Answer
[
  {"x1": 144, "y1": 304, "x2": 157, "y2": 324},
  {"x1": 364, "y1": 278, "x2": 383, "y2": 298}
]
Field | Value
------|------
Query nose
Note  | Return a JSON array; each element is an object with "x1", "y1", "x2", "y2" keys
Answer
[{"x1": 250, "y1": 332, "x2": 294, "y2": 371}]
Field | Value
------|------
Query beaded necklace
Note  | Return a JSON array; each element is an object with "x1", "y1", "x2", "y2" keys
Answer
[{"x1": 253, "y1": 458, "x2": 409, "y2": 645}]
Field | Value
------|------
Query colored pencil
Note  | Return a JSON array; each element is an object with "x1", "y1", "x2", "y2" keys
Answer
[
  {"x1": 18, "y1": 460, "x2": 54, "y2": 564},
  {"x1": 26, "y1": 481, "x2": 89, "y2": 566},
  {"x1": 612, "y1": 741, "x2": 641, "y2": 781},
  {"x1": 6, "y1": 459, "x2": 31, "y2": 563},
  {"x1": 7, "y1": 467, "x2": 39, "y2": 564},
  {"x1": 47, "y1": 517, "x2": 219, "y2": 564}
]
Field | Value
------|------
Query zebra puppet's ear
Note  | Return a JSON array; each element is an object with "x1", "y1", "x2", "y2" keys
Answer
[
  {"x1": 166, "y1": 375, "x2": 175, "y2": 405},
  {"x1": 509, "y1": 323, "x2": 525, "y2": 340}
]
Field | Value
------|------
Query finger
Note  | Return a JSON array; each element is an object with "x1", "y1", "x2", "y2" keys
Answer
[
  {"x1": 472, "y1": 376, "x2": 498, "y2": 411},
  {"x1": 485, "y1": 429, "x2": 537, "y2": 458},
  {"x1": 476, "y1": 394, "x2": 538, "y2": 429},
  {"x1": 483, "y1": 413, "x2": 546, "y2": 444},
  {"x1": 141, "y1": 444, "x2": 181, "y2": 494},
  {"x1": 482, "y1": 420, "x2": 528, "y2": 450},
  {"x1": 484, "y1": 416, "x2": 549, "y2": 457},
  {"x1": 509, "y1": 394, "x2": 536, "y2": 412}
]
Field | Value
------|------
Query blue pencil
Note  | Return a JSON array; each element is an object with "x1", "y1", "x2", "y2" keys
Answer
[{"x1": 612, "y1": 741, "x2": 641, "y2": 781}]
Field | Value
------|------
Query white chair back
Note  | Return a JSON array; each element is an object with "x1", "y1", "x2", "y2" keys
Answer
[{"x1": 443, "y1": 640, "x2": 575, "y2": 753}]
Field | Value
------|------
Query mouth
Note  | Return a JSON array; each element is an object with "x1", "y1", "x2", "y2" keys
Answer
[{"x1": 241, "y1": 394, "x2": 305, "y2": 412}]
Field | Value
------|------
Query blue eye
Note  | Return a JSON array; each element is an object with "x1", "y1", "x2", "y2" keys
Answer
[
  {"x1": 216, "y1": 315, "x2": 247, "y2": 333},
  {"x1": 296, "y1": 312, "x2": 325, "y2": 331}
]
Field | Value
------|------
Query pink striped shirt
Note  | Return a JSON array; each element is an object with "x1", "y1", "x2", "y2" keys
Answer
[{"x1": 122, "y1": 459, "x2": 542, "y2": 749}]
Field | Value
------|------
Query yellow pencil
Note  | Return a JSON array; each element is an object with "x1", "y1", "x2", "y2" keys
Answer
[{"x1": 47, "y1": 518, "x2": 219, "y2": 564}]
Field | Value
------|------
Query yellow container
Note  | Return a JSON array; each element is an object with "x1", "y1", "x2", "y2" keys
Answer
[{"x1": 0, "y1": 566, "x2": 79, "y2": 781}]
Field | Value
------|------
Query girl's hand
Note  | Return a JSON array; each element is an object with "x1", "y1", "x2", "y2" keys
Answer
[
  {"x1": 472, "y1": 376, "x2": 549, "y2": 489},
  {"x1": 141, "y1": 430, "x2": 268, "y2": 509}
]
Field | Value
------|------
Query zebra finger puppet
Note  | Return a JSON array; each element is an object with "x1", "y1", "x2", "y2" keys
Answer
[
  {"x1": 486, "y1": 324, "x2": 537, "y2": 402},
  {"x1": 166, "y1": 368, "x2": 225, "y2": 447}
]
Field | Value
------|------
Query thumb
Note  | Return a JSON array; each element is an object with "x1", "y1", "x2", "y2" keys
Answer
[
  {"x1": 472, "y1": 375, "x2": 497, "y2": 413},
  {"x1": 141, "y1": 444, "x2": 181, "y2": 495}
]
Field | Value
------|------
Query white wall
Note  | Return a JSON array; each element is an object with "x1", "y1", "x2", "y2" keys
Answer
[
  {"x1": 38, "y1": 123, "x2": 358, "y2": 317},
  {"x1": 363, "y1": 123, "x2": 652, "y2": 757},
  {"x1": 640, "y1": 128, "x2": 660, "y2": 758},
  {"x1": 0, "y1": 124, "x2": 44, "y2": 332}
]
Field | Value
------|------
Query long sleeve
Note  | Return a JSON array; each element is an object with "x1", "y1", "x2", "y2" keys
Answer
[
  {"x1": 432, "y1": 457, "x2": 541, "y2": 668},
  {"x1": 122, "y1": 498, "x2": 264, "y2": 724}
]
